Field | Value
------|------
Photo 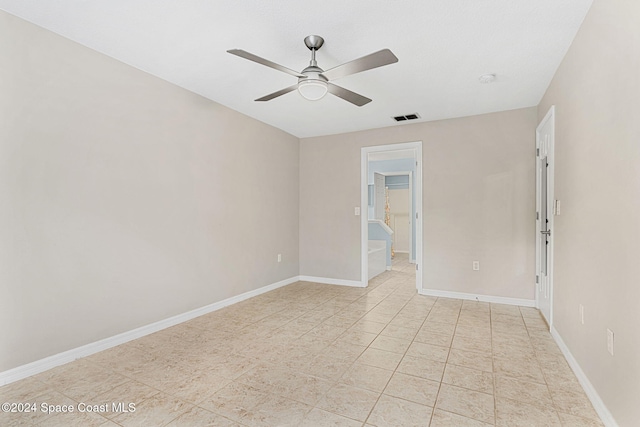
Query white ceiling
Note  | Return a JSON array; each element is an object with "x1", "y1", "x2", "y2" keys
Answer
[{"x1": 0, "y1": 0, "x2": 593, "y2": 138}]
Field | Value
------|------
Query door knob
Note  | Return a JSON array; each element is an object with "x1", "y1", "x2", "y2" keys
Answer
[{"x1": 541, "y1": 230, "x2": 551, "y2": 236}]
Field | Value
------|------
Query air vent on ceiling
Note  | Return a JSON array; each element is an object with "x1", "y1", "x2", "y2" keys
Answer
[{"x1": 393, "y1": 113, "x2": 420, "y2": 122}]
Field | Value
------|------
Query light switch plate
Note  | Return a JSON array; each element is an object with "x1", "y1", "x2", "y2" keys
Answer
[{"x1": 607, "y1": 329, "x2": 614, "y2": 356}]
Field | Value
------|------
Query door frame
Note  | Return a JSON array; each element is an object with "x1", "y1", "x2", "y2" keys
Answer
[
  {"x1": 535, "y1": 106, "x2": 555, "y2": 326},
  {"x1": 361, "y1": 141, "x2": 423, "y2": 291}
]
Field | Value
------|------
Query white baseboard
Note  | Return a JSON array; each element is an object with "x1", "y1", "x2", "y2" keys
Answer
[
  {"x1": 394, "y1": 250, "x2": 409, "y2": 254},
  {"x1": 550, "y1": 327, "x2": 618, "y2": 427},
  {"x1": 0, "y1": 276, "x2": 299, "y2": 386},
  {"x1": 386, "y1": 266, "x2": 392, "y2": 271},
  {"x1": 418, "y1": 288, "x2": 535, "y2": 307},
  {"x1": 298, "y1": 275, "x2": 365, "y2": 288}
]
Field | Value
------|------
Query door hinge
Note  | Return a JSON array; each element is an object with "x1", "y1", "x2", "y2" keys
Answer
[
  {"x1": 536, "y1": 148, "x2": 540, "y2": 157},
  {"x1": 416, "y1": 212, "x2": 419, "y2": 219},
  {"x1": 536, "y1": 275, "x2": 539, "y2": 284},
  {"x1": 416, "y1": 264, "x2": 419, "y2": 271},
  {"x1": 536, "y1": 212, "x2": 539, "y2": 220}
]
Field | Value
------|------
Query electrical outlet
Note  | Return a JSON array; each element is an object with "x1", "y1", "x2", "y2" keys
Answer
[
  {"x1": 354, "y1": 207, "x2": 360, "y2": 216},
  {"x1": 472, "y1": 261, "x2": 480, "y2": 271},
  {"x1": 277, "y1": 254, "x2": 282, "y2": 263},
  {"x1": 579, "y1": 304, "x2": 584, "y2": 325},
  {"x1": 607, "y1": 329, "x2": 614, "y2": 356}
]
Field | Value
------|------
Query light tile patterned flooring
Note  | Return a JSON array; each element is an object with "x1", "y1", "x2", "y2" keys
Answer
[{"x1": 1, "y1": 254, "x2": 603, "y2": 426}]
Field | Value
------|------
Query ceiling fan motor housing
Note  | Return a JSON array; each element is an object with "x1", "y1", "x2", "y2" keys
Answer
[{"x1": 300, "y1": 65, "x2": 327, "y2": 82}]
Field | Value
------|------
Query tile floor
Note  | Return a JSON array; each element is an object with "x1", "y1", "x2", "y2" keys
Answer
[{"x1": 0, "y1": 254, "x2": 604, "y2": 426}]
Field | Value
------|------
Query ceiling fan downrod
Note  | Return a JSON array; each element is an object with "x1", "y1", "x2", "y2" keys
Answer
[{"x1": 304, "y1": 35, "x2": 324, "y2": 68}]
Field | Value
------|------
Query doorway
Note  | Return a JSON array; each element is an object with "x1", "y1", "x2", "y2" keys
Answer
[
  {"x1": 361, "y1": 141, "x2": 423, "y2": 291},
  {"x1": 382, "y1": 171, "x2": 413, "y2": 263},
  {"x1": 536, "y1": 106, "x2": 555, "y2": 326}
]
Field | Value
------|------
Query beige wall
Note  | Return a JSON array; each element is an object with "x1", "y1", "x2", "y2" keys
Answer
[
  {"x1": 538, "y1": 0, "x2": 640, "y2": 424},
  {"x1": 300, "y1": 107, "x2": 537, "y2": 300},
  {"x1": 0, "y1": 12, "x2": 299, "y2": 372}
]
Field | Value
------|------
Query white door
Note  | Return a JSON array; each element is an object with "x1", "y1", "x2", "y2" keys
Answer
[
  {"x1": 536, "y1": 107, "x2": 555, "y2": 326},
  {"x1": 374, "y1": 173, "x2": 386, "y2": 220}
]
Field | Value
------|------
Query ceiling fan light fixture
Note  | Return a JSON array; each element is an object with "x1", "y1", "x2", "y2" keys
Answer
[{"x1": 298, "y1": 79, "x2": 328, "y2": 101}]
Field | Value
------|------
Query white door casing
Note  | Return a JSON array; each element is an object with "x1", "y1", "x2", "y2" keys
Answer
[{"x1": 536, "y1": 106, "x2": 555, "y2": 326}]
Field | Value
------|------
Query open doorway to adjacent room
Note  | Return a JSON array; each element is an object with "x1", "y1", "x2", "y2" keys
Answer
[{"x1": 361, "y1": 141, "x2": 423, "y2": 291}]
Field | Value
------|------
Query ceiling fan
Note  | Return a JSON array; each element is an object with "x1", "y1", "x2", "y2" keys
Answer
[{"x1": 227, "y1": 35, "x2": 398, "y2": 107}]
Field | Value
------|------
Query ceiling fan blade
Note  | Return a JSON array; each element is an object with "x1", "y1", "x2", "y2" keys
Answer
[
  {"x1": 227, "y1": 49, "x2": 304, "y2": 78},
  {"x1": 321, "y1": 49, "x2": 398, "y2": 81},
  {"x1": 327, "y1": 83, "x2": 371, "y2": 107},
  {"x1": 255, "y1": 84, "x2": 299, "y2": 101}
]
